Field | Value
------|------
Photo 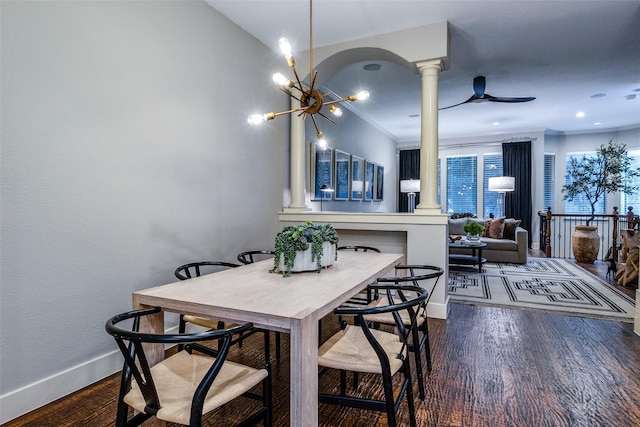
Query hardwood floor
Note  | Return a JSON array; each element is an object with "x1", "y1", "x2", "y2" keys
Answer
[{"x1": 4, "y1": 256, "x2": 639, "y2": 427}]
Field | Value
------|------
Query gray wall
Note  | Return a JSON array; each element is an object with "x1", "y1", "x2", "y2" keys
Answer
[{"x1": 0, "y1": 0, "x2": 289, "y2": 420}]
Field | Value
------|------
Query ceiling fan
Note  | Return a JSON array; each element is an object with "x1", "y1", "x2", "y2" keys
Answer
[{"x1": 439, "y1": 75, "x2": 535, "y2": 110}]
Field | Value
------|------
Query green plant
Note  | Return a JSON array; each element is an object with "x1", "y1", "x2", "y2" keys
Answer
[
  {"x1": 562, "y1": 138, "x2": 640, "y2": 225},
  {"x1": 270, "y1": 221, "x2": 339, "y2": 277},
  {"x1": 463, "y1": 221, "x2": 483, "y2": 235},
  {"x1": 451, "y1": 212, "x2": 477, "y2": 219}
]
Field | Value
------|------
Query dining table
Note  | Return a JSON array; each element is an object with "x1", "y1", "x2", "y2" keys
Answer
[{"x1": 132, "y1": 250, "x2": 404, "y2": 427}]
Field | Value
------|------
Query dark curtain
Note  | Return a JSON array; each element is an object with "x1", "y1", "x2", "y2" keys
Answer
[
  {"x1": 398, "y1": 149, "x2": 420, "y2": 212},
  {"x1": 502, "y1": 141, "x2": 532, "y2": 247}
]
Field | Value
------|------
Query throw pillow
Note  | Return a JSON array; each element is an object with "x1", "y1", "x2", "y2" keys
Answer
[
  {"x1": 488, "y1": 217, "x2": 506, "y2": 239},
  {"x1": 502, "y1": 218, "x2": 522, "y2": 240},
  {"x1": 481, "y1": 219, "x2": 493, "y2": 237}
]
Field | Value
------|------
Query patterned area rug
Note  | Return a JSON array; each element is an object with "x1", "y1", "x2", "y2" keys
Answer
[{"x1": 448, "y1": 258, "x2": 636, "y2": 323}]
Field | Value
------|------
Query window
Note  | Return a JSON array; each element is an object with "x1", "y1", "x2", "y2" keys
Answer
[
  {"x1": 482, "y1": 153, "x2": 502, "y2": 218},
  {"x1": 543, "y1": 154, "x2": 555, "y2": 212},
  {"x1": 621, "y1": 149, "x2": 640, "y2": 213},
  {"x1": 446, "y1": 155, "x2": 477, "y2": 215},
  {"x1": 564, "y1": 152, "x2": 606, "y2": 214}
]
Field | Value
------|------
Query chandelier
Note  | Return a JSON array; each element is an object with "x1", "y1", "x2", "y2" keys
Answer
[{"x1": 247, "y1": 0, "x2": 369, "y2": 149}]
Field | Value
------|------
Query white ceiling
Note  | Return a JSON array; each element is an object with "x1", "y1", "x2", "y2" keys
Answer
[{"x1": 206, "y1": 0, "x2": 640, "y2": 142}]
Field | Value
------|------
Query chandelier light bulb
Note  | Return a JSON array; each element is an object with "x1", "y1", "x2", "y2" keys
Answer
[
  {"x1": 329, "y1": 105, "x2": 343, "y2": 117},
  {"x1": 278, "y1": 38, "x2": 292, "y2": 57},
  {"x1": 356, "y1": 90, "x2": 370, "y2": 101},
  {"x1": 272, "y1": 73, "x2": 290, "y2": 87},
  {"x1": 247, "y1": 114, "x2": 266, "y2": 125},
  {"x1": 317, "y1": 132, "x2": 327, "y2": 149}
]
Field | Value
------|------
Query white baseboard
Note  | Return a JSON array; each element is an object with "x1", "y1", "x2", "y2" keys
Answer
[
  {"x1": 0, "y1": 325, "x2": 180, "y2": 424},
  {"x1": 0, "y1": 350, "x2": 122, "y2": 424},
  {"x1": 427, "y1": 299, "x2": 449, "y2": 319}
]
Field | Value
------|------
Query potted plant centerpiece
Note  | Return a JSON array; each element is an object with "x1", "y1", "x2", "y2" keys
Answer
[
  {"x1": 463, "y1": 221, "x2": 483, "y2": 242},
  {"x1": 562, "y1": 138, "x2": 640, "y2": 263},
  {"x1": 270, "y1": 221, "x2": 339, "y2": 277}
]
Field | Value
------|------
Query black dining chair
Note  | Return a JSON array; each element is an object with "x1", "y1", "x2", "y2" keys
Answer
[
  {"x1": 174, "y1": 261, "x2": 269, "y2": 356},
  {"x1": 318, "y1": 283, "x2": 428, "y2": 427},
  {"x1": 366, "y1": 264, "x2": 444, "y2": 399},
  {"x1": 337, "y1": 246, "x2": 381, "y2": 307},
  {"x1": 237, "y1": 250, "x2": 275, "y2": 265},
  {"x1": 235, "y1": 251, "x2": 282, "y2": 360},
  {"x1": 105, "y1": 306, "x2": 272, "y2": 427}
]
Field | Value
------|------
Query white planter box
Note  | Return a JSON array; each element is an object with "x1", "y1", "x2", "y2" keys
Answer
[{"x1": 278, "y1": 241, "x2": 336, "y2": 273}]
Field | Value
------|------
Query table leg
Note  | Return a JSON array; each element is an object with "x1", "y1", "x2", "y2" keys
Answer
[
  {"x1": 289, "y1": 313, "x2": 318, "y2": 427},
  {"x1": 477, "y1": 248, "x2": 482, "y2": 272}
]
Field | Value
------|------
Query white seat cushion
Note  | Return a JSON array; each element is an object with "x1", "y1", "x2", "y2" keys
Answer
[
  {"x1": 318, "y1": 324, "x2": 406, "y2": 374},
  {"x1": 123, "y1": 350, "x2": 267, "y2": 425}
]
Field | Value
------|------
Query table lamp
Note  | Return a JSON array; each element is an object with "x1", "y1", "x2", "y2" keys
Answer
[
  {"x1": 400, "y1": 179, "x2": 420, "y2": 213},
  {"x1": 488, "y1": 176, "x2": 515, "y2": 217}
]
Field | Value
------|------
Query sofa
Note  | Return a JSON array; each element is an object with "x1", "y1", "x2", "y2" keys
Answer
[{"x1": 448, "y1": 216, "x2": 528, "y2": 264}]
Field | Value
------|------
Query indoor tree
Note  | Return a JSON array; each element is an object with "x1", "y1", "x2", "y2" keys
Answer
[{"x1": 563, "y1": 138, "x2": 640, "y2": 225}]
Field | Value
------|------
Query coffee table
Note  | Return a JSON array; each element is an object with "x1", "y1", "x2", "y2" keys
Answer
[{"x1": 448, "y1": 241, "x2": 487, "y2": 272}]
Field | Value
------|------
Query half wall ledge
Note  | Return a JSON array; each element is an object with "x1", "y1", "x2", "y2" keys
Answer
[{"x1": 278, "y1": 211, "x2": 450, "y2": 319}]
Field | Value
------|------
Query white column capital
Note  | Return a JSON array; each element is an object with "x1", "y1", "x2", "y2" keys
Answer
[{"x1": 415, "y1": 59, "x2": 442, "y2": 73}]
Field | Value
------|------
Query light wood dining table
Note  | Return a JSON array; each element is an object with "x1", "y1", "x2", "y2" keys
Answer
[{"x1": 132, "y1": 250, "x2": 404, "y2": 427}]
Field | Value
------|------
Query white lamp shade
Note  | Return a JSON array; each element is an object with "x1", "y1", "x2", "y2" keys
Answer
[
  {"x1": 488, "y1": 176, "x2": 515, "y2": 192},
  {"x1": 400, "y1": 179, "x2": 420, "y2": 193}
]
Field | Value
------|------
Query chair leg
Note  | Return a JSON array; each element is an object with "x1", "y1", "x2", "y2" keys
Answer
[
  {"x1": 263, "y1": 357, "x2": 273, "y2": 427},
  {"x1": 275, "y1": 332, "x2": 281, "y2": 360},
  {"x1": 411, "y1": 325, "x2": 426, "y2": 400},
  {"x1": 404, "y1": 359, "x2": 418, "y2": 427},
  {"x1": 382, "y1": 370, "x2": 397, "y2": 427},
  {"x1": 423, "y1": 320, "x2": 432, "y2": 371}
]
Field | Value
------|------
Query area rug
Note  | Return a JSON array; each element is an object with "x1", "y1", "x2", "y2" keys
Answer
[{"x1": 448, "y1": 258, "x2": 636, "y2": 323}]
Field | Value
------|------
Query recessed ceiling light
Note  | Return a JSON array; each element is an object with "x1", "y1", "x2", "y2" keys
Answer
[
  {"x1": 492, "y1": 122, "x2": 500, "y2": 126},
  {"x1": 363, "y1": 63, "x2": 381, "y2": 71},
  {"x1": 408, "y1": 114, "x2": 420, "y2": 118},
  {"x1": 593, "y1": 122, "x2": 603, "y2": 126},
  {"x1": 590, "y1": 93, "x2": 607, "y2": 98},
  {"x1": 576, "y1": 112, "x2": 586, "y2": 118}
]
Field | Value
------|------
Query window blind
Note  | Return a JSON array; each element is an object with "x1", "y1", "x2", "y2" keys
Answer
[
  {"x1": 543, "y1": 154, "x2": 555, "y2": 212},
  {"x1": 482, "y1": 153, "x2": 503, "y2": 218},
  {"x1": 446, "y1": 155, "x2": 477, "y2": 215}
]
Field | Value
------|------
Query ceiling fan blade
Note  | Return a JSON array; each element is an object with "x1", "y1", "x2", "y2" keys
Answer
[
  {"x1": 439, "y1": 94, "x2": 480, "y2": 110},
  {"x1": 486, "y1": 96, "x2": 536, "y2": 103}
]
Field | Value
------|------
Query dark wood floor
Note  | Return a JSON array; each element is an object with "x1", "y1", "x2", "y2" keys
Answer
[{"x1": 4, "y1": 256, "x2": 639, "y2": 427}]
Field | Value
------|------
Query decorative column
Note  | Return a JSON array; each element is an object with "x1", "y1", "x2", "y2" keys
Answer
[
  {"x1": 414, "y1": 59, "x2": 442, "y2": 214},
  {"x1": 284, "y1": 95, "x2": 310, "y2": 211}
]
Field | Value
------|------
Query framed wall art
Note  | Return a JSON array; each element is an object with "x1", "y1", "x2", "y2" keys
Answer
[
  {"x1": 375, "y1": 164, "x2": 384, "y2": 200},
  {"x1": 350, "y1": 155, "x2": 364, "y2": 200},
  {"x1": 310, "y1": 143, "x2": 333, "y2": 200},
  {"x1": 364, "y1": 160, "x2": 375, "y2": 201},
  {"x1": 334, "y1": 150, "x2": 350, "y2": 200}
]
